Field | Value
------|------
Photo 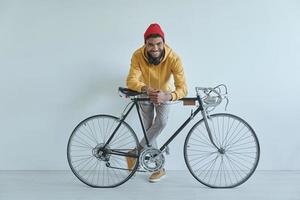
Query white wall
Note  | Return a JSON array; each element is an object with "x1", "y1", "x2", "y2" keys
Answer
[{"x1": 0, "y1": 0, "x2": 299, "y2": 170}]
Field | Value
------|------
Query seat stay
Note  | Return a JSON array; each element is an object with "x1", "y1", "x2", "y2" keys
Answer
[{"x1": 103, "y1": 101, "x2": 136, "y2": 148}]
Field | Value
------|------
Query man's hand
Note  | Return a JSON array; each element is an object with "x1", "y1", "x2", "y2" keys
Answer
[
  {"x1": 141, "y1": 86, "x2": 157, "y2": 94},
  {"x1": 148, "y1": 90, "x2": 172, "y2": 104},
  {"x1": 141, "y1": 86, "x2": 172, "y2": 104}
]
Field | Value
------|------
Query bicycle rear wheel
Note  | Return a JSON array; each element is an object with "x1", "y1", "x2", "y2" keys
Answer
[
  {"x1": 67, "y1": 114, "x2": 139, "y2": 188},
  {"x1": 184, "y1": 113, "x2": 260, "y2": 188}
]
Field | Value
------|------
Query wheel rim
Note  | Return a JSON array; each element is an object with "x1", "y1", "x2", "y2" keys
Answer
[
  {"x1": 67, "y1": 115, "x2": 139, "y2": 187},
  {"x1": 184, "y1": 113, "x2": 260, "y2": 188}
]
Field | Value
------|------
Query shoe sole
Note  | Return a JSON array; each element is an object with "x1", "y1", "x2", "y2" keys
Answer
[{"x1": 148, "y1": 174, "x2": 166, "y2": 183}]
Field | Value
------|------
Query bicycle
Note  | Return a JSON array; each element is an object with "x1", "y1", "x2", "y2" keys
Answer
[{"x1": 67, "y1": 84, "x2": 260, "y2": 188}]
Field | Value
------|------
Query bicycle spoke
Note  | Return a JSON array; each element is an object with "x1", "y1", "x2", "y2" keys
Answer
[
  {"x1": 67, "y1": 115, "x2": 139, "y2": 187},
  {"x1": 184, "y1": 113, "x2": 260, "y2": 188}
]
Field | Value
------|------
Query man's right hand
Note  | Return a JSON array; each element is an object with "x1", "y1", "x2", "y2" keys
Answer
[
  {"x1": 141, "y1": 86, "x2": 172, "y2": 103},
  {"x1": 141, "y1": 86, "x2": 158, "y2": 94}
]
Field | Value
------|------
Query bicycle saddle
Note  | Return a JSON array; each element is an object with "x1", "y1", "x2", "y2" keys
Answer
[{"x1": 118, "y1": 87, "x2": 144, "y2": 97}]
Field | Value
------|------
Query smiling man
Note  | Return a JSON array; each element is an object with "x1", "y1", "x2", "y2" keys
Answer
[{"x1": 126, "y1": 23, "x2": 188, "y2": 182}]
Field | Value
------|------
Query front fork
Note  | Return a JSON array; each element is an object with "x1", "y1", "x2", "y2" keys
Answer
[
  {"x1": 201, "y1": 110, "x2": 221, "y2": 152},
  {"x1": 196, "y1": 91, "x2": 222, "y2": 152}
]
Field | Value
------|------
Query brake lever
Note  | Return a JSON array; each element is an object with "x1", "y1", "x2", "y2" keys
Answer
[{"x1": 224, "y1": 96, "x2": 229, "y2": 111}]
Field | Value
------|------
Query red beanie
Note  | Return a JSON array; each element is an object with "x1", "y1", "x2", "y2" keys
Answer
[{"x1": 144, "y1": 23, "x2": 165, "y2": 43}]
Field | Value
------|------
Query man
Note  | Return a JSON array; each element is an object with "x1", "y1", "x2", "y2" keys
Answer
[{"x1": 126, "y1": 23, "x2": 188, "y2": 182}]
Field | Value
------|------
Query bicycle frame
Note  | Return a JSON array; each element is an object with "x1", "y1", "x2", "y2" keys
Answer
[
  {"x1": 67, "y1": 84, "x2": 260, "y2": 188},
  {"x1": 103, "y1": 94, "x2": 220, "y2": 158}
]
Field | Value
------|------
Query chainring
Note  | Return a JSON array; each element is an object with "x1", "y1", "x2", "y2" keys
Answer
[{"x1": 139, "y1": 147, "x2": 165, "y2": 172}]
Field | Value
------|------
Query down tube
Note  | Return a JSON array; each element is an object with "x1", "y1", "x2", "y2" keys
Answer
[{"x1": 160, "y1": 106, "x2": 202, "y2": 151}]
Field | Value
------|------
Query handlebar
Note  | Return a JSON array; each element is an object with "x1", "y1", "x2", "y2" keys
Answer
[{"x1": 195, "y1": 84, "x2": 229, "y2": 111}]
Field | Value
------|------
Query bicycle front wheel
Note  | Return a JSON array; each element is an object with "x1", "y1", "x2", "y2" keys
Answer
[
  {"x1": 67, "y1": 114, "x2": 139, "y2": 188},
  {"x1": 184, "y1": 113, "x2": 260, "y2": 188}
]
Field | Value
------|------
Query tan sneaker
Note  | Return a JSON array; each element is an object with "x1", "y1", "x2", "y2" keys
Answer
[
  {"x1": 148, "y1": 168, "x2": 166, "y2": 183},
  {"x1": 126, "y1": 149, "x2": 137, "y2": 171}
]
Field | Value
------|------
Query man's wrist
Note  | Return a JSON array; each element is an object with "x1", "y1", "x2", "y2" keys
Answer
[
  {"x1": 141, "y1": 86, "x2": 148, "y2": 92},
  {"x1": 165, "y1": 93, "x2": 172, "y2": 101}
]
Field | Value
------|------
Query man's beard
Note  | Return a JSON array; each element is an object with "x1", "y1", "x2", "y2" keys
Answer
[{"x1": 147, "y1": 49, "x2": 165, "y2": 65}]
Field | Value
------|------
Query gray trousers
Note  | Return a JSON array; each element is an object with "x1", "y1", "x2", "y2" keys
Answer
[{"x1": 139, "y1": 102, "x2": 170, "y2": 148}]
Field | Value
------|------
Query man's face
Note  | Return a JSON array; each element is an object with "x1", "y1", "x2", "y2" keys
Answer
[{"x1": 145, "y1": 37, "x2": 164, "y2": 58}]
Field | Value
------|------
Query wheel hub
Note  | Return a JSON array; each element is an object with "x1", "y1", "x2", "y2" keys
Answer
[
  {"x1": 92, "y1": 143, "x2": 111, "y2": 161},
  {"x1": 218, "y1": 148, "x2": 225, "y2": 154}
]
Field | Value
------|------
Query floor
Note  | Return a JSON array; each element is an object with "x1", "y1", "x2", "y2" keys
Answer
[{"x1": 0, "y1": 170, "x2": 299, "y2": 200}]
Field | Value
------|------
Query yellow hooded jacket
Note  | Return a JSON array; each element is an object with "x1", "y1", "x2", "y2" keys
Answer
[{"x1": 126, "y1": 44, "x2": 188, "y2": 101}]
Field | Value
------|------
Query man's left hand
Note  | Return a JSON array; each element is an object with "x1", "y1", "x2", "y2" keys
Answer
[{"x1": 148, "y1": 90, "x2": 172, "y2": 104}]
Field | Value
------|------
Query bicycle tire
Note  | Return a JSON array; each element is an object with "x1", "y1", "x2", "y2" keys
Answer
[
  {"x1": 67, "y1": 114, "x2": 139, "y2": 188},
  {"x1": 184, "y1": 113, "x2": 260, "y2": 188}
]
